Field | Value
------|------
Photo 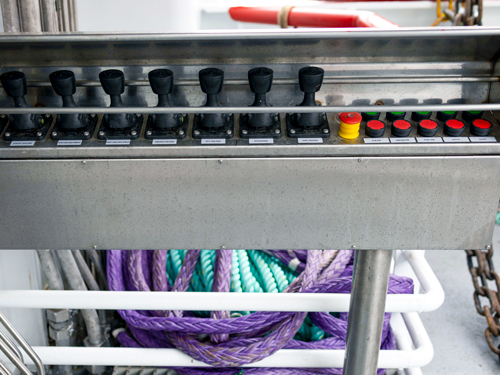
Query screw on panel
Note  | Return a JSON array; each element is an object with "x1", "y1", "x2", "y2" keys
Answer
[
  {"x1": 52, "y1": 132, "x2": 57, "y2": 137},
  {"x1": 36, "y1": 131, "x2": 43, "y2": 137},
  {"x1": 242, "y1": 130, "x2": 248, "y2": 135},
  {"x1": 92, "y1": 245, "x2": 97, "y2": 250},
  {"x1": 178, "y1": 130, "x2": 185, "y2": 136},
  {"x1": 99, "y1": 131, "x2": 105, "y2": 136},
  {"x1": 83, "y1": 131, "x2": 90, "y2": 136},
  {"x1": 486, "y1": 245, "x2": 491, "y2": 250},
  {"x1": 220, "y1": 246, "x2": 226, "y2": 249},
  {"x1": 44, "y1": 114, "x2": 51, "y2": 119},
  {"x1": 290, "y1": 129, "x2": 296, "y2": 134},
  {"x1": 4, "y1": 132, "x2": 10, "y2": 137},
  {"x1": 81, "y1": 161, "x2": 86, "y2": 165},
  {"x1": 358, "y1": 158, "x2": 363, "y2": 162},
  {"x1": 351, "y1": 245, "x2": 356, "y2": 249},
  {"x1": 218, "y1": 160, "x2": 223, "y2": 164},
  {"x1": 323, "y1": 128, "x2": 329, "y2": 133},
  {"x1": 194, "y1": 130, "x2": 200, "y2": 136},
  {"x1": 227, "y1": 129, "x2": 232, "y2": 135},
  {"x1": 275, "y1": 129, "x2": 280, "y2": 134},
  {"x1": 146, "y1": 131, "x2": 152, "y2": 136},
  {"x1": 131, "y1": 130, "x2": 137, "y2": 136}
]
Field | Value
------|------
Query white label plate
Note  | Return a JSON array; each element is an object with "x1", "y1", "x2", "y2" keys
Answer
[
  {"x1": 57, "y1": 140, "x2": 83, "y2": 146},
  {"x1": 389, "y1": 137, "x2": 416, "y2": 143},
  {"x1": 201, "y1": 139, "x2": 226, "y2": 145},
  {"x1": 363, "y1": 138, "x2": 390, "y2": 144},
  {"x1": 153, "y1": 139, "x2": 177, "y2": 145},
  {"x1": 249, "y1": 138, "x2": 273, "y2": 145},
  {"x1": 416, "y1": 137, "x2": 443, "y2": 143},
  {"x1": 443, "y1": 137, "x2": 470, "y2": 143},
  {"x1": 10, "y1": 141, "x2": 35, "y2": 147},
  {"x1": 298, "y1": 138, "x2": 323, "y2": 144},
  {"x1": 469, "y1": 136, "x2": 497, "y2": 143},
  {"x1": 106, "y1": 139, "x2": 131, "y2": 146}
]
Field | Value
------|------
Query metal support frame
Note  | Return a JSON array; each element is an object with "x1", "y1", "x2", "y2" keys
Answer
[{"x1": 343, "y1": 250, "x2": 393, "y2": 375}]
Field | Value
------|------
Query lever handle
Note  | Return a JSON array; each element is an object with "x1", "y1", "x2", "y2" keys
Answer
[
  {"x1": 148, "y1": 69, "x2": 173, "y2": 96},
  {"x1": 49, "y1": 70, "x2": 76, "y2": 97},
  {"x1": 298, "y1": 67, "x2": 324, "y2": 94},
  {"x1": 199, "y1": 68, "x2": 223, "y2": 96},
  {"x1": 248, "y1": 67, "x2": 273, "y2": 95},
  {"x1": 0, "y1": 71, "x2": 28, "y2": 99},
  {"x1": 99, "y1": 69, "x2": 125, "y2": 97}
]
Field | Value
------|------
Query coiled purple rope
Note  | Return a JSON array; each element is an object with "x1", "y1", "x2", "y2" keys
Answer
[{"x1": 108, "y1": 250, "x2": 413, "y2": 375}]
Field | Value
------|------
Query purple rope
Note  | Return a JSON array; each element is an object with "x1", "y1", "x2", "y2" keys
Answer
[
  {"x1": 108, "y1": 250, "x2": 413, "y2": 374},
  {"x1": 211, "y1": 250, "x2": 233, "y2": 343}
]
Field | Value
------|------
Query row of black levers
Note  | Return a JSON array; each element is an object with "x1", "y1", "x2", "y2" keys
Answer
[{"x1": 0, "y1": 67, "x2": 329, "y2": 141}]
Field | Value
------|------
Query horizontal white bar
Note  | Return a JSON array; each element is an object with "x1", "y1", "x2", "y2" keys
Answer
[
  {"x1": 0, "y1": 251, "x2": 442, "y2": 313},
  {"x1": 19, "y1": 312, "x2": 432, "y2": 368},
  {"x1": 0, "y1": 103, "x2": 499, "y2": 114}
]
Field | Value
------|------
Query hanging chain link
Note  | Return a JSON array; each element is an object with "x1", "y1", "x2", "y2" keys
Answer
[
  {"x1": 432, "y1": 0, "x2": 482, "y2": 26},
  {"x1": 466, "y1": 249, "x2": 500, "y2": 358}
]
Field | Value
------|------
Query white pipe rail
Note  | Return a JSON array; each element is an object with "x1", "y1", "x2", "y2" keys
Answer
[
  {"x1": 17, "y1": 312, "x2": 432, "y2": 368},
  {"x1": 0, "y1": 251, "x2": 444, "y2": 313}
]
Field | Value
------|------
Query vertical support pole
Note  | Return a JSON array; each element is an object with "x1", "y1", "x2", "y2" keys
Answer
[
  {"x1": 343, "y1": 250, "x2": 392, "y2": 375},
  {"x1": 40, "y1": 0, "x2": 58, "y2": 32},
  {"x1": 18, "y1": 0, "x2": 42, "y2": 32},
  {"x1": 0, "y1": 0, "x2": 21, "y2": 32}
]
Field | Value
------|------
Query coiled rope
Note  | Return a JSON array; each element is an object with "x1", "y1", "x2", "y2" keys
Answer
[{"x1": 108, "y1": 250, "x2": 413, "y2": 375}]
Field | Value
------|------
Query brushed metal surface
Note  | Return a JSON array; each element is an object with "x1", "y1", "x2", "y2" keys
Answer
[{"x1": 0, "y1": 156, "x2": 498, "y2": 250}]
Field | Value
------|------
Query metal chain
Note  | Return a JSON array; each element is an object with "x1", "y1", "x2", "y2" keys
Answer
[
  {"x1": 453, "y1": 0, "x2": 483, "y2": 25},
  {"x1": 466, "y1": 248, "x2": 500, "y2": 358}
]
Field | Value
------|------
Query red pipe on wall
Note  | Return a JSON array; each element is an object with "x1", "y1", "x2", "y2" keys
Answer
[{"x1": 228, "y1": 7, "x2": 399, "y2": 28}]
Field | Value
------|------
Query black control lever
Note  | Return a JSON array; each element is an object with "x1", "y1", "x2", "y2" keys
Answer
[
  {"x1": 98, "y1": 69, "x2": 142, "y2": 139},
  {"x1": 296, "y1": 67, "x2": 324, "y2": 127},
  {"x1": 286, "y1": 66, "x2": 330, "y2": 138},
  {"x1": 0, "y1": 71, "x2": 43, "y2": 130},
  {"x1": 192, "y1": 68, "x2": 234, "y2": 139}
]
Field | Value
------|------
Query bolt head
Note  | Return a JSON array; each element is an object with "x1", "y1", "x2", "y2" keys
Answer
[
  {"x1": 4, "y1": 132, "x2": 10, "y2": 137},
  {"x1": 52, "y1": 131, "x2": 57, "y2": 137},
  {"x1": 99, "y1": 131, "x2": 105, "y2": 136},
  {"x1": 36, "y1": 131, "x2": 43, "y2": 137},
  {"x1": 218, "y1": 160, "x2": 223, "y2": 164},
  {"x1": 274, "y1": 129, "x2": 280, "y2": 134},
  {"x1": 220, "y1": 246, "x2": 226, "y2": 249},
  {"x1": 323, "y1": 128, "x2": 329, "y2": 134},
  {"x1": 290, "y1": 129, "x2": 296, "y2": 134},
  {"x1": 351, "y1": 245, "x2": 356, "y2": 250},
  {"x1": 92, "y1": 245, "x2": 97, "y2": 249},
  {"x1": 81, "y1": 160, "x2": 86, "y2": 165},
  {"x1": 45, "y1": 114, "x2": 51, "y2": 119},
  {"x1": 194, "y1": 130, "x2": 200, "y2": 136},
  {"x1": 146, "y1": 131, "x2": 152, "y2": 136},
  {"x1": 486, "y1": 245, "x2": 491, "y2": 250},
  {"x1": 131, "y1": 130, "x2": 137, "y2": 136},
  {"x1": 83, "y1": 131, "x2": 90, "y2": 136},
  {"x1": 358, "y1": 158, "x2": 363, "y2": 162},
  {"x1": 178, "y1": 130, "x2": 185, "y2": 136},
  {"x1": 226, "y1": 129, "x2": 232, "y2": 135},
  {"x1": 47, "y1": 309, "x2": 70, "y2": 323},
  {"x1": 90, "y1": 113, "x2": 96, "y2": 118},
  {"x1": 49, "y1": 325, "x2": 71, "y2": 341},
  {"x1": 242, "y1": 130, "x2": 248, "y2": 135}
]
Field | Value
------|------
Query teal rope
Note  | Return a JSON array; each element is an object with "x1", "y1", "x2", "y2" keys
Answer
[{"x1": 164, "y1": 249, "x2": 326, "y2": 341}]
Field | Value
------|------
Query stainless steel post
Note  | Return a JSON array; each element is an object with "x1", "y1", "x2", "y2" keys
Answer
[
  {"x1": 40, "y1": 0, "x2": 57, "y2": 32},
  {"x1": 18, "y1": 0, "x2": 42, "y2": 32},
  {"x1": 0, "y1": 0, "x2": 21, "y2": 32},
  {"x1": 343, "y1": 250, "x2": 393, "y2": 375}
]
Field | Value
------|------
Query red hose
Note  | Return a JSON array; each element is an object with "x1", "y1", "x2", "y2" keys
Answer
[{"x1": 228, "y1": 7, "x2": 399, "y2": 28}]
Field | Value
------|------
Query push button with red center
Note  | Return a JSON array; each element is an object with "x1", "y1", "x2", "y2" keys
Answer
[
  {"x1": 444, "y1": 119, "x2": 465, "y2": 136},
  {"x1": 417, "y1": 119, "x2": 438, "y2": 137},
  {"x1": 338, "y1": 112, "x2": 362, "y2": 139},
  {"x1": 471, "y1": 119, "x2": 492, "y2": 136},
  {"x1": 391, "y1": 119, "x2": 412, "y2": 137},
  {"x1": 365, "y1": 119, "x2": 385, "y2": 138}
]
